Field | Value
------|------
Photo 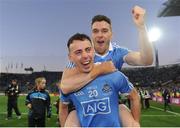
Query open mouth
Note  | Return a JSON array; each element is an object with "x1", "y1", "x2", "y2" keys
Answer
[
  {"x1": 97, "y1": 41, "x2": 105, "y2": 44},
  {"x1": 82, "y1": 61, "x2": 90, "y2": 65},
  {"x1": 81, "y1": 60, "x2": 91, "y2": 69}
]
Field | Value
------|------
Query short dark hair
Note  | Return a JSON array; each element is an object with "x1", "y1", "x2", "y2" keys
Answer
[
  {"x1": 12, "y1": 79, "x2": 17, "y2": 82},
  {"x1": 91, "y1": 15, "x2": 111, "y2": 26},
  {"x1": 67, "y1": 33, "x2": 92, "y2": 50}
]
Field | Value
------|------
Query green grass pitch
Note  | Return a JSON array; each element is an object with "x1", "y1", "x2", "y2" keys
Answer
[{"x1": 0, "y1": 95, "x2": 180, "y2": 127}]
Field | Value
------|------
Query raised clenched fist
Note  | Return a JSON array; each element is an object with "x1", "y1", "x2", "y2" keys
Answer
[{"x1": 132, "y1": 5, "x2": 146, "y2": 27}]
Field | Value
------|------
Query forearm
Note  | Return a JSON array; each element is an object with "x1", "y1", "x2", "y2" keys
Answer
[
  {"x1": 61, "y1": 61, "x2": 116, "y2": 94},
  {"x1": 129, "y1": 6, "x2": 153, "y2": 66},
  {"x1": 59, "y1": 102, "x2": 69, "y2": 127},
  {"x1": 138, "y1": 24, "x2": 153, "y2": 65},
  {"x1": 129, "y1": 89, "x2": 141, "y2": 122},
  {"x1": 61, "y1": 73, "x2": 93, "y2": 94}
]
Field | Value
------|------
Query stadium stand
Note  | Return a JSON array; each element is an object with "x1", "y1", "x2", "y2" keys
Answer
[
  {"x1": 0, "y1": 64, "x2": 179, "y2": 100},
  {"x1": 0, "y1": 71, "x2": 62, "y2": 93}
]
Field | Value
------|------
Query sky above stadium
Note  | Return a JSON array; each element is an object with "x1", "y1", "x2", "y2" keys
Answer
[{"x1": 0, "y1": 0, "x2": 180, "y2": 73}]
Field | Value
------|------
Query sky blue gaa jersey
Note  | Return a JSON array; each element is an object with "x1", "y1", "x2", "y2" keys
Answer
[
  {"x1": 60, "y1": 71, "x2": 133, "y2": 127},
  {"x1": 66, "y1": 42, "x2": 129, "y2": 70}
]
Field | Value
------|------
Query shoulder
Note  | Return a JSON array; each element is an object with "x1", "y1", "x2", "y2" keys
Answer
[
  {"x1": 109, "y1": 70, "x2": 125, "y2": 76},
  {"x1": 45, "y1": 89, "x2": 49, "y2": 93},
  {"x1": 111, "y1": 42, "x2": 129, "y2": 51},
  {"x1": 111, "y1": 42, "x2": 130, "y2": 58},
  {"x1": 101, "y1": 71, "x2": 126, "y2": 80},
  {"x1": 27, "y1": 90, "x2": 35, "y2": 96},
  {"x1": 113, "y1": 71, "x2": 130, "y2": 84},
  {"x1": 44, "y1": 90, "x2": 50, "y2": 95}
]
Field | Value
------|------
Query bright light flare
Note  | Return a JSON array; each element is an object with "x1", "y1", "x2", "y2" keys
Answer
[{"x1": 148, "y1": 27, "x2": 161, "y2": 42}]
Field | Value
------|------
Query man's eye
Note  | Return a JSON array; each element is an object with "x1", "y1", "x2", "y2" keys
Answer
[
  {"x1": 75, "y1": 51, "x2": 81, "y2": 55},
  {"x1": 86, "y1": 48, "x2": 91, "y2": 53},
  {"x1": 102, "y1": 29, "x2": 108, "y2": 33},
  {"x1": 93, "y1": 29, "x2": 98, "y2": 33}
]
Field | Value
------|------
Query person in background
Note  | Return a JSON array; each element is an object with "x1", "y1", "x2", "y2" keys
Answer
[
  {"x1": 144, "y1": 89, "x2": 151, "y2": 109},
  {"x1": 5, "y1": 78, "x2": 21, "y2": 120},
  {"x1": 162, "y1": 88, "x2": 172, "y2": 112},
  {"x1": 25, "y1": 77, "x2": 51, "y2": 127}
]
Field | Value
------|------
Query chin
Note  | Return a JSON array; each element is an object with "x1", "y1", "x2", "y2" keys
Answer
[
  {"x1": 83, "y1": 69, "x2": 91, "y2": 73},
  {"x1": 82, "y1": 67, "x2": 92, "y2": 73}
]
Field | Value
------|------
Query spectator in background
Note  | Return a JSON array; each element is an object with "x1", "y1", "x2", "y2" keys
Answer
[
  {"x1": 162, "y1": 88, "x2": 172, "y2": 112},
  {"x1": 138, "y1": 87, "x2": 145, "y2": 109},
  {"x1": 5, "y1": 79, "x2": 21, "y2": 120},
  {"x1": 144, "y1": 89, "x2": 150, "y2": 109},
  {"x1": 25, "y1": 77, "x2": 51, "y2": 127}
]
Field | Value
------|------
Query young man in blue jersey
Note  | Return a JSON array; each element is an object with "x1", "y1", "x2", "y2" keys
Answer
[
  {"x1": 60, "y1": 33, "x2": 140, "y2": 127},
  {"x1": 59, "y1": 5, "x2": 152, "y2": 127}
]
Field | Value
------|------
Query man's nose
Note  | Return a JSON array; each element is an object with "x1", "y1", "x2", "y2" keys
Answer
[
  {"x1": 82, "y1": 51, "x2": 88, "y2": 58},
  {"x1": 97, "y1": 31, "x2": 103, "y2": 37}
]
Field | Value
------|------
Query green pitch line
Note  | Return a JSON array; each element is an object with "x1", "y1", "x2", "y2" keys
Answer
[
  {"x1": 151, "y1": 106, "x2": 180, "y2": 116},
  {"x1": 141, "y1": 115, "x2": 179, "y2": 116}
]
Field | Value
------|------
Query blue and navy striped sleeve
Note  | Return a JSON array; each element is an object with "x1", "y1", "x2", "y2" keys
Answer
[{"x1": 66, "y1": 61, "x2": 76, "y2": 68}]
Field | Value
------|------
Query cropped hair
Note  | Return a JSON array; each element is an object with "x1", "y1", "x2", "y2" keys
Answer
[
  {"x1": 67, "y1": 33, "x2": 92, "y2": 50},
  {"x1": 35, "y1": 77, "x2": 46, "y2": 86},
  {"x1": 91, "y1": 15, "x2": 111, "y2": 26}
]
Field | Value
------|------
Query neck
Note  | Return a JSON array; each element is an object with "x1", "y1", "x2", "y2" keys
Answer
[
  {"x1": 96, "y1": 49, "x2": 108, "y2": 56},
  {"x1": 36, "y1": 86, "x2": 41, "y2": 91}
]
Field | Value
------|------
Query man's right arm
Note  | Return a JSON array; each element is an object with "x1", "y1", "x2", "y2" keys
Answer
[
  {"x1": 59, "y1": 102, "x2": 68, "y2": 127},
  {"x1": 60, "y1": 61, "x2": 116, "y2": 94}
]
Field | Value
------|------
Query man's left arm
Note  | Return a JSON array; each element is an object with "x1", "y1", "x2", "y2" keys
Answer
[
  {"x1": 16, "y1": 85, "x2": 21, "y2": 95},
  {"x1": 125, "y1": 5, "x2": 153, "y2": 66},
  {"x1": 128, "y1": 88, "x2": 141, "y2": 122}
]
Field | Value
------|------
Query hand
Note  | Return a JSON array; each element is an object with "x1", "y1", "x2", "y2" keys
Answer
[
  {"x1": 27, "y1": 103, "x2": 32, "y2": 109},
  {"x1": 90, "y1": 61, "x2": 117, "y2": 79},
  {"x1": 132, "y1": 5, "x2": 146, "y2": 28}
]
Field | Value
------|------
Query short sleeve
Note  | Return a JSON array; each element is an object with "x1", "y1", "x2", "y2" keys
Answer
[
  {"x1": 59, "y1": 90, "x2": 71, "y2": 105},
  {"x1": 66, "y1": 61, "x2": 76, "y2": 69},
  {"x1": 111, "y1": 42, "x2": 130, "y2": 69},
  {"x1": 114, "y1": 72, "x2": 134, "y2": 94},
  {"x1": 116, "y1": 47, "x2": 130, "y2": 63}
]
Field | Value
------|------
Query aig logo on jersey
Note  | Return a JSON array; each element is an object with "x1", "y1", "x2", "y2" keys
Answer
[{"x1": 81, "y1": 98, "x2": 111, "y2": 116}]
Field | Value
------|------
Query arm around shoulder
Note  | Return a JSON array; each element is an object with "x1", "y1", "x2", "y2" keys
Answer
[{"x1": 60, "y1": 61, "x2": 117, "y2": 94}]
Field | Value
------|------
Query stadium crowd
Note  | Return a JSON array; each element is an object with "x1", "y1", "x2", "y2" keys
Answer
[
  {"x1": 0, "y1": 63, "x2": 179, "y2": 126},
  {"x1": 0, "y1": 64, "x2": 179, "y2": 95}
]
